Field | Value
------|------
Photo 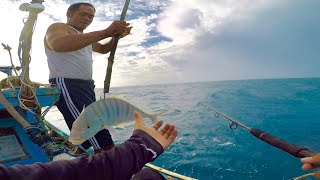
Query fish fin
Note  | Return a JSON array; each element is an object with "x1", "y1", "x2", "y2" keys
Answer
[
  {"x1": 151, "y1": 111, "x2": 166, "y2": 122},
  {"x1": 151, "y1": 109, "x2": 174, "y2": 123},
  {"x1": 82, "y1": 105, "x2": 86, "y2": 112},
  {"x1": 114, "y1": 123, "x2": 125, "y2": 129},
  {"x1": 111, "y1": 94, "x2": 126, "y2": 100},
  {"x1": 103, "y1": 125, "x2": 121, "y2": 139}
]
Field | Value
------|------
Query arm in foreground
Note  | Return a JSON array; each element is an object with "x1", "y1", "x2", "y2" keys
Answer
[
  {"x1": 0, "y1": 111, "x2": 178, "y2": 180},
  {"x1": 301, "y1": 153, "x2": 320, "y2": 178}
]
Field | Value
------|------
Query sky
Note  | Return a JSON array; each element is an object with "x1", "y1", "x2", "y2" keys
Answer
[{"x1": 0, "y1": 0, "x2": 319, "y2": 88}]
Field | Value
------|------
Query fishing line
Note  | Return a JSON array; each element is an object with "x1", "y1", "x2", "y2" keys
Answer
[
  {"x1": 199, "y1": 103, "x2": 319, "y2": 179},
  {"x1": 291, "y1": 172, "x2": 315, "y2": 180}
]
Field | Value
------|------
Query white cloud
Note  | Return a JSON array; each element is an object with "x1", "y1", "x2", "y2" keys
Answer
[{"x1": 145, "y1": 0, "x2": 319, "y2": 84}]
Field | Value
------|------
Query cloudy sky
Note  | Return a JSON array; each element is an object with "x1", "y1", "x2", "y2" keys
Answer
[{"x1": 0, "y1": 0, "x2": 319, "y2": 88}]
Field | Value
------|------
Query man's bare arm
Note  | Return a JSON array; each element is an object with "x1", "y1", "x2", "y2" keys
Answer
[
  {"x1": 45, "y1": 23, "x2": 107, "y2": 52},
  {"x1": 92, "y1": 39, "x2": 114, "y2": 54},
  {"x1": 92, "y1": 26, "x2": 132, "y2": 54},
  {"x1": 45, "y1": 21, "x2": 128, "y2": 52}
]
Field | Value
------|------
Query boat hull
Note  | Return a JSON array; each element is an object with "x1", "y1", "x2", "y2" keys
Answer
[{"x1": 0, "y1": 87, "x2": 60, "y2": 166}]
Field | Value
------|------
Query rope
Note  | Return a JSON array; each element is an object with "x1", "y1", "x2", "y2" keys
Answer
[{"x1": 17, "y1": 12, "x2": 42, "y2": 115}]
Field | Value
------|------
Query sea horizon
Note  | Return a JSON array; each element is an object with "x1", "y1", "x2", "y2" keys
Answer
[{"x1": 96, "y1": 76, "x2": 320, "y2": 89}]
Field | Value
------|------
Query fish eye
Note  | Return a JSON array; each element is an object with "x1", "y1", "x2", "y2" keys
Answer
[{"x1": 87, "y1": 124, "x2": 90, "y2": 128}]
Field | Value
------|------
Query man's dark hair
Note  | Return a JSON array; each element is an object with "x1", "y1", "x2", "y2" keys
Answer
[{"x1": 67, "y1": 3, "x2": 95, "y2": 14}]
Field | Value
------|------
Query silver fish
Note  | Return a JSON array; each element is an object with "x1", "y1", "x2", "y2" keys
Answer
[{"x1": 69, "y1": 97, "x2": 164, "y2": 145}]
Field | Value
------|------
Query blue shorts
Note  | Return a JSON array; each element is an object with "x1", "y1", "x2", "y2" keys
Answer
[{"x1": 49, "y1": 77, "x2": 113, "y2": 149}]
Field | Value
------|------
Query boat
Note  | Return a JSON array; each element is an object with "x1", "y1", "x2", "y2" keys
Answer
[{"x1": 0, "y1": 1, "x2": 196, "y2": 179}]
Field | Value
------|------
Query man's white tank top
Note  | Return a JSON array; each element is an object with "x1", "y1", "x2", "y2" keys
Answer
[{"x1": 46, "y1": 25, "x2": 93, "y2": 80}]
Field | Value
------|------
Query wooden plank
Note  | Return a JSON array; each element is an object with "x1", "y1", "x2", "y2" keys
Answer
[{"x1": 145, "y1": 163, "x2": 197, "y2": 180}]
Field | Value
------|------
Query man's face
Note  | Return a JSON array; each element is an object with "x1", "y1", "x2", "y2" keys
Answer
[{"x1": 68, "y1": 5, "x2": 95, "y2": 31}]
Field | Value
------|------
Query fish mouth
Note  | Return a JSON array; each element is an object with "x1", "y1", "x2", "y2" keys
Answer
[
  {"x1": 69, "y1": 132, "x2": 95, "y2": 145},
  {"x1": 69, "y1": 131, "x2": 86, "y2": 145},
  {"x1": 69, "y1": 138, "x2": 84, "y2": 145}
]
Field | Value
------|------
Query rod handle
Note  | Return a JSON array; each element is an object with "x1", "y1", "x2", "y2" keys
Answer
[{"x1": 250, "y1": 128, "x2": 312, "y2": 158}]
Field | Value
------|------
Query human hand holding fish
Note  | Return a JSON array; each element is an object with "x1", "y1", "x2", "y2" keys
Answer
[
  {"x1": 133, "y1": 111, "x2": 177, "y2": 150},
  {"x1": 69, "y1": 97, "x2": 167, "y2": 145}
]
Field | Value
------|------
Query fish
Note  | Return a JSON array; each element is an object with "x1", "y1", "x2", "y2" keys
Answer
[{"x1": 69, "y1": 97, "x2": 165, "y2": 145}]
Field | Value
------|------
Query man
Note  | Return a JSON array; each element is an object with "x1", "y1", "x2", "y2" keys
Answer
[
  {"x1": 44, "y1": 2, "x2": 131, "y2": 153},
  {"x1": 0, "y1": 111, "x2": 178, "y2": 180}
]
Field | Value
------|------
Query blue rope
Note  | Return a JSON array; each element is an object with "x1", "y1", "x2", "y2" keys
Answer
[{"x1": 24, "y1": 123, "x2": 65, "y2": 160}]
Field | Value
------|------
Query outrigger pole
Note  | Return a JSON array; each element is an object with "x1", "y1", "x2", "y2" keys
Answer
[
  {"x1": 103, "y1": 0, "x2": 131, "y2": 98},
  {"x1": 0, "y1": 92, "x2": 30, "y2": 127},
  {"x1": 199, "y1": 103, "x2": 312, "y2": 158}
]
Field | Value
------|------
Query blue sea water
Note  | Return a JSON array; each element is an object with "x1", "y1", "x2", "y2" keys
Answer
[{"x1": 47, "y1": 78, "x2": 320, "y2": 180}]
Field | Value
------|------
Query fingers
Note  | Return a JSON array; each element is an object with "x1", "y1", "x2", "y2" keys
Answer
[
  {"x1": 107, "y1": 20, "x2": 130, "y2": 37},
  {"x1": 302, "y1": 154, "x2": 320, "y2": 164},
  {"x1": 301, "y1": 156, "x2": 313, "y2": 164},
  {"x1": 153, "y1": 120, "x2": 163, "y2": 131},
  {"x1": 159, "y1": 124, "x2": 170, "y2": 136},
  {"x1": 120, "y1": 26, "x2": 132, "y2": 38},
  {"x1": 301, "y1": 154, "x2": 320, "y2": 171},
  {"x1": 301, "y1": 154, "x2": 320, "y2": 180},
  {"x1": 165, "y1": 125, "x2": 176, "y2": 139},
  {"x1": 127, "y1": 26, "x2": 132, "y2": 31},
  {"x1": 167, "y1": 129, "x2": 178, "y2": 142},
  {"x1": 302, "y1": 163, "x2": 314, "y2": 170},
  {"x1": 125, "y1": 26, "x2": 132, "y2": 34},
  {"x1": 115, "y1": 21, "x2": 130, "y2": 29},
  {"x1": 160, "y1": 124, "x2": 176, "y2": 139},
  {"x1": 134, "y1": 111, "x2": 142, "y2": 121},
  {"x1": 316, "y1": 170, "x2": 320, "y2": 178},
  {"x1": 153, "y1": 120, "x2": 177, "y2": 139},
  {"x1": 166, "y1": 125, "x2": 177, "y2": 140},
  {"x1": 134, "y1": 117, "x2": 177, "y2": 150}
]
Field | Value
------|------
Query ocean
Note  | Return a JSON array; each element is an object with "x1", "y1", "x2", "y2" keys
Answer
[{"x1": 46, "y1": 78, "x2": 320, "y2": 180}]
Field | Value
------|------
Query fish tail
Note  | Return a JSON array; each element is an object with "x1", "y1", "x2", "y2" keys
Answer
[
  {"x1": 151, "y1": 106, "x2": 177, "y2": 122},
  {"x1": 150, "y1": 110, "x2": 171, "y2": 122}
]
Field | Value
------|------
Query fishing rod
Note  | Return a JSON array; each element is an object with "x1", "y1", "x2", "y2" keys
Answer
[
  {"x1": 199, "y1": 103, "x2": 313, "y2": 158},
  {"x1": 103, "y1": 0, "x2": 131, "y2": 98}
]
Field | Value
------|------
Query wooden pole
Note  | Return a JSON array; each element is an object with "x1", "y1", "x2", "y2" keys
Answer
[{"x1": 103, "y1": 0, "x2": 131, "y2": 96}]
